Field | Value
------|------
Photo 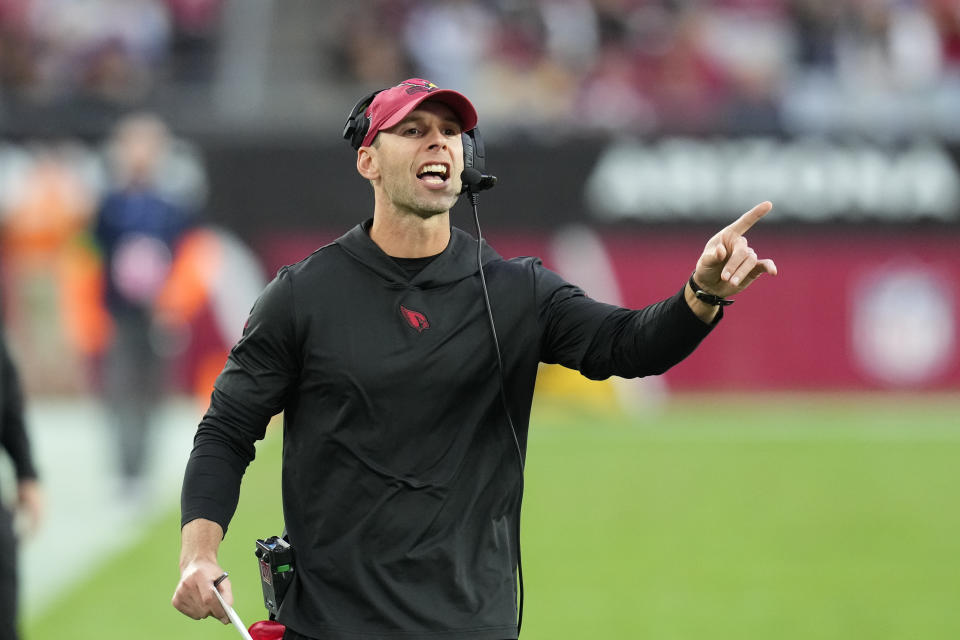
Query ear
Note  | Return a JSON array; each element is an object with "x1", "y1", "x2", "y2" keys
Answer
[{"x1": 356, "y1": 147, "x2": 379, "y2": 181}]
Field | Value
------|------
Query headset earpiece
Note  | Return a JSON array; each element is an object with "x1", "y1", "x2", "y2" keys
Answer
[
  {"x1": 462, "y1": 127, "x2": 485, "y2": 175},
  {"x1": 342, "y1": 90, "x2": 382, "y2": 150},
  {"x1": 460, "y1": 127, "x2": 495, "y2": 193}
]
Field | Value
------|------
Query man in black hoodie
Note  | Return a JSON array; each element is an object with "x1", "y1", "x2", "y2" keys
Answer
[{"x1": 172, "y1": 78, "x2": 777, "y2": 640}]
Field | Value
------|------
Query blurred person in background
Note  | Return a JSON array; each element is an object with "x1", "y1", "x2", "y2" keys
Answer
[
  {"x1": 0, "y1": 142, "x2": 97, "y2": 394},
  {"x1": 92, "y1": 112, "x2": 195, "y2": 495},
  {"x1": 172, "y1": 77, "x2": 777, "y2": 640},
  {"x1": 0, "y1": 327, "x2": 43, "y2": 640}
]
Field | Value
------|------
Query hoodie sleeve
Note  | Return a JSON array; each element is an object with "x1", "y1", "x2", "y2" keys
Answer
[
  {"x1": 181, "y1": 268, "x2": 300, "y2": 533},
  {"x1": 577, "y1": 286, "x2": 718, "y2": 380},
  {"x1": 534, "y1": 261, "x2": 717, "y2": 380}
]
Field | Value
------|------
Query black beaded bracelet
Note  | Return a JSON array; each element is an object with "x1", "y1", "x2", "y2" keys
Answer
[{"x1": 689, "y1": 274, "x2": 734, "y2": 306}]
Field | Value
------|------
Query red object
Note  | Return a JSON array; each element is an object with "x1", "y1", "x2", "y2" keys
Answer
[
  {"x1": 249, "y1": 620, "x2": 285, "y2": 640},
  {"x1": 360, "y1": 78, "x2": 478, "y2": 147}
]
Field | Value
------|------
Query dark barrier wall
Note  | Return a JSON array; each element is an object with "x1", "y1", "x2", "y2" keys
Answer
[
  {"x1": 201, "y1": 137, "x2": 605, "y2": 236},
  {"x1": 201, "y1": 135, "x2": 960, "y2": 237}
]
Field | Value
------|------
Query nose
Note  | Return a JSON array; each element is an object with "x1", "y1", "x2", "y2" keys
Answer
[{"x1": 426, "y1": 126, "x2": 448, "y2": 149}]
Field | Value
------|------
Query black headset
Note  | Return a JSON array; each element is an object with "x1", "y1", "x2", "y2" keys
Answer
[{"x1": 342, "y1": 89, "x2": 492, "y2": 192}]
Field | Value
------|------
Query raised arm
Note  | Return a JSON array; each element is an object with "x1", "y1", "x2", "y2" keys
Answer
[{"x1": 686, "y1": 201, "x2": 779, "y2": 323}]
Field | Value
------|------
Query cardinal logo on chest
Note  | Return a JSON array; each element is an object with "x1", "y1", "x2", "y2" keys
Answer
[{"x1": 399, "y1": 305, "x2": 430, "y2": 333}]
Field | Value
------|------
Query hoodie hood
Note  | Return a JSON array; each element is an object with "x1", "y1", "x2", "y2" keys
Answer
[{"x1": 334, "y1": 219, "x2": 501, "y2": 288}]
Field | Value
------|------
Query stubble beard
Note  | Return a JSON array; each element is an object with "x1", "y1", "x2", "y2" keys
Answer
[{"x1": 385, "y1": 174, "x2": 458, "y2": 220}]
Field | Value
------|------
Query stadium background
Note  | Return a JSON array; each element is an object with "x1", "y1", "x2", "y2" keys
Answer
[{"x1": 0, "y1": 1, "x2": 957, "y2": 638}]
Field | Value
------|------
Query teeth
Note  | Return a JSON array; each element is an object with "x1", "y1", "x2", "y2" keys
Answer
[{"x1": 418, "y1": 163, "x2": 447, "y2": 177}]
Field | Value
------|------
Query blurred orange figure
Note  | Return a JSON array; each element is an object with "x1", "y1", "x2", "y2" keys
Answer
[{"x1": 0, "y1": 143, "x2": 96, "y2": 393}]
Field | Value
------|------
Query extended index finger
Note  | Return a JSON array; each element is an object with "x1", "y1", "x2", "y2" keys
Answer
[{"x1": 727, "y1": 201, "x2": 772, "y2": 236}]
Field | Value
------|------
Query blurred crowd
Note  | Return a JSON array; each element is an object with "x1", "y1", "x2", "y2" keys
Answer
[
  {"x1": 0, "y1": 0, "x2": 222, "y2": 131},
  {"x1": 327, "y1": 0, "x2": 960, "y2": 138},
  {"x1": 1, "y1": 0, "x2": 959, "y2": 139}
]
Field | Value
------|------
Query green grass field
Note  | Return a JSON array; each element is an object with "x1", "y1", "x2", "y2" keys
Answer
[{"x1": 25, "y1": 393, "x2": 960, "y2": 639}]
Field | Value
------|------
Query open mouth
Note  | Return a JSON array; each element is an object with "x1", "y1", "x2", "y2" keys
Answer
[{"x1": 416, "y1": 163, "x2": 450, "y2": 185}]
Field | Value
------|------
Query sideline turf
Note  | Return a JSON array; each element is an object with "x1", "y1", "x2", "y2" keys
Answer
[{"x1": 25, "y1": 394, "x2": 960, "y2": 639}]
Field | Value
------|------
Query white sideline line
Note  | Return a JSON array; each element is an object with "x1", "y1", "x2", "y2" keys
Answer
[{"x1": 17, "y1": 397, "x2": 201, "y2": 620}]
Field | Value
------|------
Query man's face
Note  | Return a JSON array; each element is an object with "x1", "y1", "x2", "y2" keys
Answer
[{"x1": 369, "y1": 101, "x2": 465, "y2": 219}]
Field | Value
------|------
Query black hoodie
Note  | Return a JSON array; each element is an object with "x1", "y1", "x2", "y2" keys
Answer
[{"x1": 181, "y1": 220, "x2": 716, "y2": 640}]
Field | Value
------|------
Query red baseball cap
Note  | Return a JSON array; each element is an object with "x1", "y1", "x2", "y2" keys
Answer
[{"x1": 361, "y1": 78, "x2": 478, "y2": 148}]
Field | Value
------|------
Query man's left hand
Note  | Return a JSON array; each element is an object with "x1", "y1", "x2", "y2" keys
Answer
[{"x1": 694, "y1": 201, "x2": 778, "y2": 298}]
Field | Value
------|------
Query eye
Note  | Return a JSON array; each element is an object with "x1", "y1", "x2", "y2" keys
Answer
[{"x1": 403, "y1": 127, "x2": 421, "y2": 136}]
